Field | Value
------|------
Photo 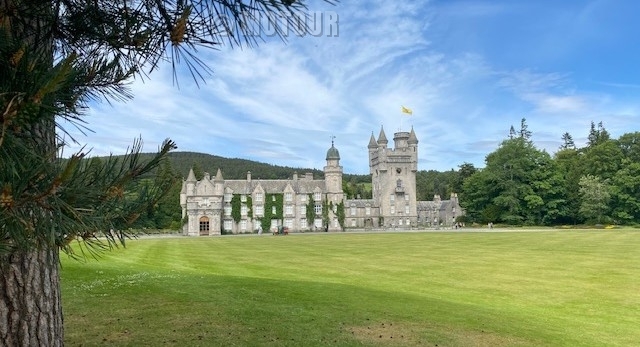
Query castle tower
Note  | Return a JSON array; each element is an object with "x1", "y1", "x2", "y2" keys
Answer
[
  {"x1": 369, "y1": 126, "x2": 419, "y2": 228},
  {"x1": 324, "y1": 137, "x2": 344, "y2": 205}
]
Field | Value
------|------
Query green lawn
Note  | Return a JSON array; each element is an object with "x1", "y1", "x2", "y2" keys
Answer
[{"x1": 61, "y1": 230, "x2": 640, "y2": 346}]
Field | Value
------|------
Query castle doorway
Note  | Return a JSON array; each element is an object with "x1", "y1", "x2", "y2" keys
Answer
[{"x1": 199, "y1": 216, "x2": 210, "y2": 236}]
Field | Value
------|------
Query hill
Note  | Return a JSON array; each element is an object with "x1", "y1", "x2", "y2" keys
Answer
[{"x1": 130, "y1": 151, "x2": 371, "y2": 183}]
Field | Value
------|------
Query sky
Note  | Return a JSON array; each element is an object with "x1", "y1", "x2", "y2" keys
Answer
[{"x1": 60, "y1": 0, "x2": 640, "y2": 175}]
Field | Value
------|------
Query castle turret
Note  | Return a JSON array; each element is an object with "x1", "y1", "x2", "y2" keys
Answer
[{"x1": 324, "y1": 138, "x2": 343, "y2": 205}]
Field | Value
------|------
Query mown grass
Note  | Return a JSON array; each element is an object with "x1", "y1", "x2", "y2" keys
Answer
[{"x1": 61, "y1": 230, "x2": 640, "y2": 346}]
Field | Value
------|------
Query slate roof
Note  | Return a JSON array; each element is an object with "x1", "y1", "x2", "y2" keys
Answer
[{"x1": 223, "y1": 179, "x2": 325, "y2": 195}]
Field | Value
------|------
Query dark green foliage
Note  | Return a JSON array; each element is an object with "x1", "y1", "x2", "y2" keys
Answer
[
  {"x1": 261, "y1": 193, "x2": 283, "y2": 232},
  {"x1": 336, "y1": 201, "x2": 345, "y2": 230},
  {"x1": 306, "y1": 194, "x2": 316, "y2": 231},
  {"x1": 322, "y1": 199, "x2": 330, "y2": 229},
  {"x1": 462, "y1": 121, "x2": 640, "y2": 226},
  {"x1": 231, "y1": 195, "x2": 241, "y2": 223}
]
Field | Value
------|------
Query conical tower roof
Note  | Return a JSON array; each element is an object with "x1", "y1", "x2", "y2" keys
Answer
[
  {"x1": 368, "y1": 132, "x2": 378, "y2": 149},
  {"x1": 186, "y1": 168, "x2": 196, "y2": 182},
  {"x1": 215, "y1": 168, "x2": 224, "y2": 182},
  {"x1": 377, "y1": 126, "x2": 388, "y2": 145},
  {"x1": 408, "y1": 126, "x2": 419, "y2": 145}
]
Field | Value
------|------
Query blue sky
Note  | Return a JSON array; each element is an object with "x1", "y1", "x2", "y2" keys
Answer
[{"x1": 61, "y1": 0, "x2": 640, "y2": 174}]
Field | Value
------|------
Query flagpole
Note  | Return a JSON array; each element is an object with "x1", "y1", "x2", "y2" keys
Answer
[{"x1": 400, "y1": 106, "x2": 413, "y2": 131}]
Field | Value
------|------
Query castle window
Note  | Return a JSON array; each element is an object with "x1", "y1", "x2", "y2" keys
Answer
[
  {"x1": 350, "y1": 206, "x2": 356, "y2": 216},
  {"x1": 300, "y1": 205, "x2": 306, "y2": 215},
  {"x1": 240, "y1": 220, "x2": 247, "y2": 231},
  {"x1": 390, "y1": 194, "x2": 395, "y2": 203},
  {"x1": 351, "y1": 219, "x2": 356, "y2": 227},
  {"x1": 301, "y1": 219, "x2": 307, "y2": 229},
  {"x1": 272, "y1": 195, "x2": 276, "y2": 202},
  {"x1": 241, "y1": 205, "x2": 248, "y2": 216},
  {"x1": 314, "y1": 219, "x2": 322, "y2": 228},
  {"x1": 396, "y1": 179, "x2": 402, "y2": 188},
  {"x1": 398, "y1": 219, "x2": 403, "y2": 226},
  {"x1": 314, "y1": 192, "x2": 321, "y2": 201},
  {"x1": 390, "y1": 206, "x2": 395, "y2": 214},
  {"x1": 405, "y1": 194, "x2": 409, "y2": 201},
  {"x1": 223, "y1": 220, "x2": 232, "y2": 231},
  {"x1": 241, "y1": 195, "x2": 247, "y2": 202},
  {"x1": 272, "y1": 206, "x2": 276, "y2": 214},
  {"x1": 224, "y1": 193, "x2": 232, "y2": 201},
  {"x1": 314, "y1": 203, "x2": 322, "y2": 214},
  {"x1": 405, "y1": 205, "x2": 410, "y2": 214},
  {"x1": 255, "y1": 205, "x2": 264, "y2": 216},
  {"x1": 224, "y1": 206, "x2": 231, "y2": 216},
  {"x1": 406, "y1": 218, "x2": 410, "y2": 226},
  {"x1": 284, "y1": 219, "x2": 293, "y2": 228},
  {"x1": 285, "y1": 192, "x2": 293, "y2": 202},
  {"x1": 285, "y1": 205, "x2": 293, "y2": 215},
  {"x1": 255, "y1": 193, "x2": 263, "y2": 202},
  {"x1": 365, "y1": 207, "x2": 371, "y2": 215}
]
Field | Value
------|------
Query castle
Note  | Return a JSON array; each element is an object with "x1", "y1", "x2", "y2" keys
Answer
[{"x1": 180, "y1": 127, "x2": 462, "y2": 236}]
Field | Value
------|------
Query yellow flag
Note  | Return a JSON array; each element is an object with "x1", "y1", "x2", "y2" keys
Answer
[{"x1": 401, "y1": 106, "x2": 413, "y2": 115}]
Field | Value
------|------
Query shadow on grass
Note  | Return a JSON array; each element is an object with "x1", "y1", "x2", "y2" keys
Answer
[{"x1": 63, "y1": 268, "x2": 566, "y2": 347}]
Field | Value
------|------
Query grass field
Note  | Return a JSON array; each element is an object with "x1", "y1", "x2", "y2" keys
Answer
[{"x1": 60, "y1": 230, "x2": 640, "y2": 346}]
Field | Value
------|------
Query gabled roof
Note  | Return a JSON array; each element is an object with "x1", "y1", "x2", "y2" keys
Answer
[{"x1": 223, "y1": 179, "x2": 326, "y2": 195}]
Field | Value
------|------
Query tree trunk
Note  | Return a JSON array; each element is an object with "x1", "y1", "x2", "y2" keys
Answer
[{"x1": 0, "y1": 247, "x2": 64, "y2": 346}]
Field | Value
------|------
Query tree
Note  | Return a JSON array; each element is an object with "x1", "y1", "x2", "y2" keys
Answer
[
  {"x1": 578, "y1": 175, "x2": 611, "y2": 224},
  {"x1": 560, "y1": 132, "x2": 575, "y2": 150},
  {"x1": 519, "y1": 117, "x2": 532, "y2": 141},
  {"x1": 587, "y1": 121, "x2": 611, "y2": 147},
  {"x1": 609, "y1": 160, "x2": 640, "y2": 224},
  {"x1": 1, "y1": 0, "x2": 331, "y2": 344},
  {"x1": 617, "y1": 132, "x2": 640, "y2": 162}
]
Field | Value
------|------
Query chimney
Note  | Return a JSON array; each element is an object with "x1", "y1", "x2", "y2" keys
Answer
[
  {"x1": 247, "y1": 171, "x2": 252, "y2": 182},
  {"x1": 293, "y1": 172, "x2": 298, "y2": 181}
]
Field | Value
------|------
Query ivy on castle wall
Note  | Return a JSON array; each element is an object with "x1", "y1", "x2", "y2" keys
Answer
[
  {"x1": 231, "y1": 194, "x2": 254, "y2": 224},
  {"x1": 231, "y1": 194, "x2": 241, "y2": 223},
  {"x1": 336, "y1": 201, "x2": 345, "y2": 230},
  {"x1": 246, "y1": 196, "x2": 253, "y2": 219},
  {"x1": 306, "y1": 193, "x2": 315, "y2": 230},
  {"x1": 322, "y1": 198, "x2": 330, "y2": 228},
  {"x1": 260, "y1": 193, "x2": 283, "y2": 232}
]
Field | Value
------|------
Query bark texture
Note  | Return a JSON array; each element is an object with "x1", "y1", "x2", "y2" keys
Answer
[{"x1": 0, "y1": 247, "x2": 63, "y2": 346}]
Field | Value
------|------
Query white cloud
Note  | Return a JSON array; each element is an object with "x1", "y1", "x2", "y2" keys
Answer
[{"x1": 59, "y1": 0, "x2": 640, "y2": 174}]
